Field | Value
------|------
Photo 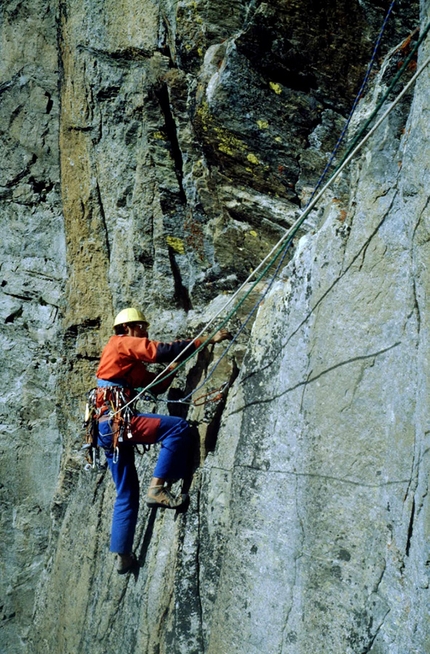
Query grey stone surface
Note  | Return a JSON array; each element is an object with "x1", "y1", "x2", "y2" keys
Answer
[
  {"x1": 1, "y1": 0, "x2": 429, "y2": 652},
  {"x1": 0, "y1": 2, "x2": 65, "y2": 651}
]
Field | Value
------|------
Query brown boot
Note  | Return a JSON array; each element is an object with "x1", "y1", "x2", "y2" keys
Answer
[
  {"x1": 146, "y1": 485, "x2": 184, "y2": 509},
  {"x1": 116, "y1": 552, "x2": 137, "y2": 575}
]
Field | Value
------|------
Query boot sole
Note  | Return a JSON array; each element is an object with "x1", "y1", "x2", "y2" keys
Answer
[{"x1": 146, "y1": 498, "x2": 183, "y2": 509}]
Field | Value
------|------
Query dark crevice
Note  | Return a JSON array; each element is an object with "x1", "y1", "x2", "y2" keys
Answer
[
  {"x1": 77, "y1": 44, "x2": 152, "y2": 65},
  {"x1": 166, "y1": 387, "x2": 190, "y2": 420},
  {"x1": 63, "y1": 318, "x2": 102, "y2": 341},
  {"x1": 411, "y1": 277, "x2": 421, "y2": 334},
  {"x1": 137, "y1": 508, "x2": 157, "y2": 570},
  {"x1": 5, "y1": 307, "x2": 23, "y2": 324},
  {"x1": 194, "y1": 487, "x2": 204, "y2": 646},
  {"x1": 67, "y1": 124, "x2": 93, "y2": 132},
  {"x1": 45, "y1": 91, "x2": 53, "y2": 114},
  {"x1": 96, "y1": 87, "x2": 121, "y2": 101},
  {"x1": 168, "y1": 350, "x2": 239, "y2": 458},
  {"x1": 9, "y1": 104, "x2": 23, "y2": 125},
  {"x1": 158, "y1": 17, "x2": 176, "y2": 66},
  {"x1": 155, "y1": 84, "x2": 187, "y2": 203},
  {"x1": 3, "y1": 291, "x2": 32, "y2": 301},
  {"x1": 95, "y1": 181, "x2": 111, "y2": 260},
  {"x1": 235, "y1": 25, "x2": 317, "y2": 95},
  {"x1": 0, "y1": 79, "x2": 14, "y2": 95},
  {"x1": 183, "y1": 349, "x2": 213, "y2": 402},
  {"x1": 204, "y1": 399, "x2": 226, "y2": 453},
  {"x1": 28, "y1": 176, "x2": 55, "y2": 200},
  {"x1": 0, "y1": 188, "x2": 13, "y2": 201},
  {"x1": 168, "y1": 246, "x2": 192, "y2": 312},
  {"x1": 5, "y1": 154, "x2": 37, "y2": 188},
  {"x1": 204, "y1": 361, "x2": 239, "y2": 454},
  {"x1": 405, "y1": 496, "x2": 415, "y2": 557},
  {"x1": 138, "y1": 250, "x2": 154, "y2": 268}
]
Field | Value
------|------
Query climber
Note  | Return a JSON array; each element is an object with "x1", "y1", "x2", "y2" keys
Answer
[{"x1": 95, "y1": 307, "x2": 229, "y2": 574}]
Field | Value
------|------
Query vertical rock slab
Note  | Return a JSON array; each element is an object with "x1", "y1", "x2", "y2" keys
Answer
[
  {"x1": 200, "y1": 19, "x2": 430, "y2": 654},
  {"x1": 1, "y1": 0, "x2": 425, "y2": 652},
  {"x1": 0, "y1": 2, "x2": 65, "y2": 651}
]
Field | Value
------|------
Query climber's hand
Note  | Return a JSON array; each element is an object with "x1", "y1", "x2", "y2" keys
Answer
[{"x1": 209, "y1": 328, "x2": 231, "y2": 344}]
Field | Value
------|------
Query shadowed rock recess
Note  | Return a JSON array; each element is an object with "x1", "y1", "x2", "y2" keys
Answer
[{"x1": 0, "y1": 0, "x2": 428, "y2": 652}]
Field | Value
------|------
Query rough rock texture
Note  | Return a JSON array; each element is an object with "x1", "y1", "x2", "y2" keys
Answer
[
  {"x1": 0, "y1": 2, "x2": 65, "y2": 650},
  {"x1": 1, "y1": 0, "x2": 429, "y2": 652}
]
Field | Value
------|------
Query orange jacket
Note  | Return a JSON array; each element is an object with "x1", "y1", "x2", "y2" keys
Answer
[{"x1": 96, "y1": 334, "x2": 202, "y2": 392}]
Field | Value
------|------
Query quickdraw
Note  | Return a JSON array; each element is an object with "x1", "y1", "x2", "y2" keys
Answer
[
  {"x1": 192, "y1": 382, "x2": 229, "y2": 407},
  {"x1": 110, "y1": 386, "x2": 135, "y2": 463},
  {"x1": 81, "y1": 388, "x2": 102, "y2": 471}
]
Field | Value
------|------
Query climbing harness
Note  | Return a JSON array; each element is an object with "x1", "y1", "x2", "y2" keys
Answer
[
  {"x1": 82, "y1": 385, "x2": 157, "y2": 467},
  {"x1": 103, "y1": 386, "x2": 136, "y2": 463}
]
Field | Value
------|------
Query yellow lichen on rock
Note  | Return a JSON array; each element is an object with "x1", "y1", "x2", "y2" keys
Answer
[
  {"x1": 247, "y1": 153, "x2": 259, "y2": 165},
  {"x1": 215, "y1": 127, "x2": 247, "y2": 157},
  {"x1": 166, "y1": 235, "x2": 186, "y2": 254},
  {"x1": 269, "y1": 82, "x2": 282, "y2": 94}
]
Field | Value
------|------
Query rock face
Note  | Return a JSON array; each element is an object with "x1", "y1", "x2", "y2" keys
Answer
[
  {"x1": 0, "y1": 2, "x2": 65, "y2": 650},
  {"x1": 1, "y1": 0, "x2": 429, "y2": 652}
]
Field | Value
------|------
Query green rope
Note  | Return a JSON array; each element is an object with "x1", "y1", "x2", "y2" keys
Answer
[
  {"x1": 118, "y1": 18, "x2": 430, "y2": 409},
  {"x1": 335, "y1": 21, "x2": 430, "y2": 175},
  {"x1": 138, "y1": 236, "x2": 293, "y2": 394}
]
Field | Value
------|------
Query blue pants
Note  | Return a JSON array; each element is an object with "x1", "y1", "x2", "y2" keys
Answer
[{"x1": 98, "y1": 413, "x2": 191, "y2": 553}]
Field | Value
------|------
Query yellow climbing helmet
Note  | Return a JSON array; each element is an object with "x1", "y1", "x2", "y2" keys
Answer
[{"x1": 113, "y1": 307, "x2": 148, "y2": 327}]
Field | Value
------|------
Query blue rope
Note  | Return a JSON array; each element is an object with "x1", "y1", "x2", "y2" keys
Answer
[
  {"x1": 231, "y1": 0, "x2": 398, "y2": 324},
  {"x1": 177, "y1": 236, "x2": 295, "y2": 403},
  {"x1": 179, "y1": 2, "x2": 399, "y2": 401},
  {"x1": 306, "y1": 0, "x2": 396, "y2": 207}
]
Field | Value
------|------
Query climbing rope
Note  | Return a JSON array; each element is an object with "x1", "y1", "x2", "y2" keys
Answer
[
  {"x1": 112, "y1": 17, "x2": 430, "y2": 417},
  {"x1": 334, "y1": 18, "x2": 430, "y2": 177},
  {"x1": 168, "y1": 5, "x2": 400, "y2": 406},
  {"x1": 177, "y1": 33, "x2": 430, "y2": 400},
  {"x1": 307, "y1": 0, "x2": 397, "y2": 206},
  {"x1": 189, "y1": 4, "x2": 425, "y2": 397}
]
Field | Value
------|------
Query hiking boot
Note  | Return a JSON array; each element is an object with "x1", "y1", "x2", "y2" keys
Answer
[
  {"x1": 117, "y1": 552, "x2": 137, "y2": 575},
  {"x1": 146, "y1": 485, "x2": 184, "y2": 509}
]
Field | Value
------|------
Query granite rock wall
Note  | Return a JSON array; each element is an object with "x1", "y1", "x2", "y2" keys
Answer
[{"x1": 0, "y1": 0, "x2": 428, "y2": 652}]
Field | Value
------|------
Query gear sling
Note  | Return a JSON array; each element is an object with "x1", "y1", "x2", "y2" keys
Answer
[{"x1": 83, "y1": 383, "x2": 158, "y2": 466}]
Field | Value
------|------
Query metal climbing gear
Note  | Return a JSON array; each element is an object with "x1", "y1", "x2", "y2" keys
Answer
[
  {"x1": 192, "y1": 382, "x2": 229, "y2": 406},
  {"x1": 81, "y1": 388, "x2": 103, "y2": 471},
  {"x1": 82, "y1": 384, "x2": 158, "y2": 467},
  {"x1": 95, "y1": 385, "x2": 136, "y2": 463}
]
